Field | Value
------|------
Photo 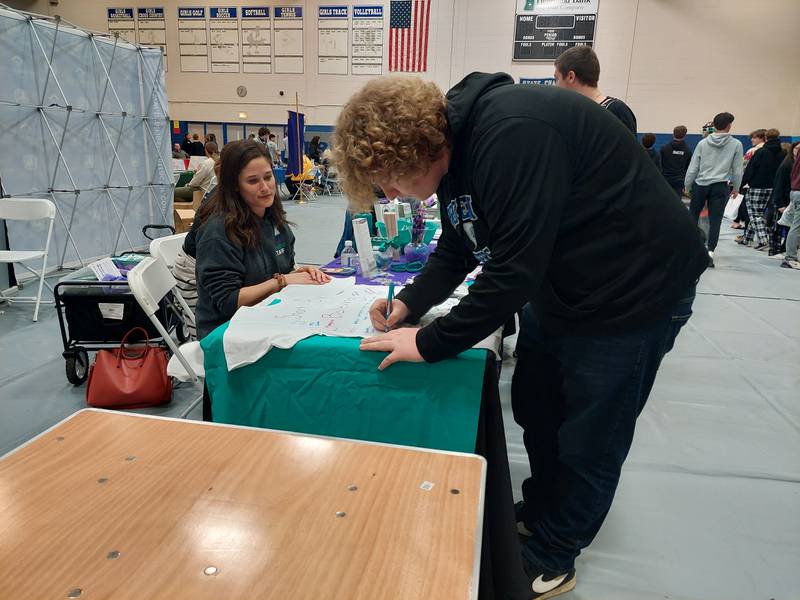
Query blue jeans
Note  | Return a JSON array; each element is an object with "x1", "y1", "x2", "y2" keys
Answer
[
  {"x1": 785, "y1": 190, "x2": 800, "y2": 261},
  {"x1": 512, "y1": 286, "x2": 695, "y2": 572}
]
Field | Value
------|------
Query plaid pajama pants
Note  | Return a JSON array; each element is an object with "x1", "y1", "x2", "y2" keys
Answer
[{"x1": 742, "y1": 188, "x2": 773, "y2": 246}]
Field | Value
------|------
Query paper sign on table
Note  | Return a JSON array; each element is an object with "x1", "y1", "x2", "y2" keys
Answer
[
  {"x1": 353, "y1": 217, "x2": 377, "y2": 278},
  {"x1": 88, "y1": 257, "x2": 122, "y2": 281}
]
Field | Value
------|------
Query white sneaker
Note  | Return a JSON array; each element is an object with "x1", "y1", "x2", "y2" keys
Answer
[
  {"x1": 707, "y1": 251, "x2": 715, "y2": 268},
  {"x1": 780, "y1": 259, "x2": 800, "y2": 270},
  {"x1": 769, "y1": 253, "x2": 785, "y2": 260}
]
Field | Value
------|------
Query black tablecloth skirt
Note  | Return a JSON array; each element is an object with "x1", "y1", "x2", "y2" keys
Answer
[{"x1": 476, "y1": 353, "x2": 531, "y2": 600}]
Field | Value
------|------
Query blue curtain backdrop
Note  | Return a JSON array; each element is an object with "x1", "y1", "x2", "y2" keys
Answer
[{"x1": 286, "y1": 111, "x2": 305, "y2": 176}]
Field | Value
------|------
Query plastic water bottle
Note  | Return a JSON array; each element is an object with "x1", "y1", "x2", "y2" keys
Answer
[{"x1": 340, "y1": 241, "x2": 358, "y2": 268}]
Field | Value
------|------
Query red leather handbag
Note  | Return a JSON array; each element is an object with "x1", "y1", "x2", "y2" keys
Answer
[{"x1": 86, "y1": 327, "x2": 172, "y2": 409}]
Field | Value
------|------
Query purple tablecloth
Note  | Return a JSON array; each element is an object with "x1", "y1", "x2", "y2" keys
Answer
[
  {"x1": 322, "y1": 257, "x2": 419, "y2": 286},
  {"x1": 323, "y1": 240, "x2": 438, "y2": 286}
]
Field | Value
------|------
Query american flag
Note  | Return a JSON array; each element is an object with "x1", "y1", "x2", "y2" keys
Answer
[{"x1": 389, "y1": 0, "x2": 431, "y2": 72}]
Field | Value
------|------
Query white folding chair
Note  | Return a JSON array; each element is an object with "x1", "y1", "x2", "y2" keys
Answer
[
  {"x1": 149, "y1": 232, "x2": 188, "y2": 269},
  {"x1": 0, "y1": 198, "x2": 56, "y2": 321},
  {"x1": 149, "y1": 233, "x2": 196, "y2": 341},
  {"x1": 127, "y1": 257, "x2": 203, "y2": 418}
]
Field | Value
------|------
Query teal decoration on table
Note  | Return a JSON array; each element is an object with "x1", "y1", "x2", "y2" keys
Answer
[
  {"x1": 390, "y1": 260, "x2": 424, "y2": 272},
  {"x1": 376, "y1": 218, "x2": 412, "y2": 248},
  {"x1": 423, "y1": 221, "x2": 438, "y2": 244}
]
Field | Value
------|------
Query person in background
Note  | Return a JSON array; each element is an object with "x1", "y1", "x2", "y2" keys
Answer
[
  {"x1": 684, "y1": 112, "x2": 743, "y2": 267},
  {"x1": 180, "y1": 133, "x2": 193, "y2": 156},
  {"x1": 308, "y1": 135, "x2": 322, "y2": 163},
  {"x1": 554, "y1": 45, "x2": 637, "y2": 134},
  {"x1": 733, "y1": 129, "x2": 768, "y2": 231},
  {"x1": 284, "y1": 154, "x2": 316, "y2": 198},
  {"x1": 321, "y1": 146, "x2": 333, "y2": 164},
  {"x1": 189, "y1": 133, "x2": 205, "y2": 156},
  {"x1": 267, "y1": 133, "x2": 280, "y2": 165},
  {"x1": 194, "y1": 140, "x2": 331, "y2": 419},
  {"x1": 743, "y1": 129, "x2": 767, "y2": 168},
  {"x1": 248, "y1": 133, "x2": 256, "y2": 141},
  {"x1": 781, "y1": 141, "x2": 800, "y2": 270},
  {"x1": 739, "y1": 128, "x2": 785, "y2": 250},
  {"x1": 204, "y1": 133, "x2": 217, "y2": 145},
  {"x1": 172, "y1": 143, "x2": 188, "y2": 159},
  {"x1": 257, "y1": 126, "x2": 270, "y2": 145},
  {"x1": 768, "y1": 142, "x2": 799, "y2": 257},
  {"x1": 641, "y1": 133, "x2": 661, "y2": 172},
  {"x1": 172, "y1": 161, "x2": 222, "y2": 340},
  {"x1": 174, "y1": 141, "x2": 219, "y2": 201},
  {"x1": 660, "y1": 125, "x2": 693, "y2": 199}
]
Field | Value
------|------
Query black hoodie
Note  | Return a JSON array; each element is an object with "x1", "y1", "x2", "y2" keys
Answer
[
  {"x1": 396, "y1": 73, "x2": 708, "y2": 363},
  {"x1": 740, "y1": 138, "x2": 785, "y2": 191},
  {"x1": 772, "y1": 156, "x2": 795, "y2": 209},
  {"x1": 660, "y1": 139, "x2": 693, "y2": 184}
]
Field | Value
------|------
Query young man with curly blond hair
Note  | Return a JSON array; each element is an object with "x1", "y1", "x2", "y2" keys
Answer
[{"x1": 335, "y1": 73, "x2": 708, "y2": 599}]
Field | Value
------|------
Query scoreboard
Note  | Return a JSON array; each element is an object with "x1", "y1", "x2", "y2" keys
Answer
[{"x1": 513, "y1": 0, "x2": 598, "y2": 61}]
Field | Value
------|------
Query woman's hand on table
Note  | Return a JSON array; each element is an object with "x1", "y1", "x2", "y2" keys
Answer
[
  {"x1": 290, "y1": 266, "x2": 332, "y2": 284},
  {"x1": 369, "y1": 298, "x2": 410, "y2": 332},
  {"x1": 360, "y1": 327, "x2": 423, "y2": 370},
  {"x1": 285, "y1": 270, "x2": 328, "y2": 285}
]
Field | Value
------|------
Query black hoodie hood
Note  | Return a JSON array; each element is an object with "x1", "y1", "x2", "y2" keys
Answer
[
  {"x1": 445, "y1": 72, "x2": 514, "y2": 140},
  {"x1": 741, "y1": 137, "x2": 785, "y2": 190},
  {"x1": 669, "y1": 138, "x2": 689, "y2": 150},
  {"x1": 762, "y1": 138, "x2": 783, "y2": 156}
]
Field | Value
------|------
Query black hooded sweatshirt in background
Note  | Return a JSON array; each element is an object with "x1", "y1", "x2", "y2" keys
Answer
[
  {"x1": 396, "y1": 73, "x2": 708, "y2": 363},
  {"x1": 660, "y1": 139, "x2": 693, "y2": 186},
  {"x1": 740, "y1": 138, "x2": 785, "y2": 191},
  {"x1": 644, "y1": 147, "x2": 662, "y2": 172},
  {"x1": 772, "y1": 155, "x2": 795, "y2": 209}
]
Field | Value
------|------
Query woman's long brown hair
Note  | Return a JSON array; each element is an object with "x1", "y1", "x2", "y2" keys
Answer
[{"x1": 195, "y1": 140, "x2": 289, "y2": 248}]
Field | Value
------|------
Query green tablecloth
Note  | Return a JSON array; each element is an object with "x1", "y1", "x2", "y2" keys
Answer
[{"x1": 201, "y1": 322, "x2": 486, "y2": 453}]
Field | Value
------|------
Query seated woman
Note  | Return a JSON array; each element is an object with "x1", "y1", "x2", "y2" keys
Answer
[
  {"x1": 174, "y1": 141, "x2": 218, "y2": 203},
  {"x1": 194, "y1": 140, "x2": 331, "y2": 419},
  {"x1": 284, "y1": 154, "x2": 316, "y2": 198}
]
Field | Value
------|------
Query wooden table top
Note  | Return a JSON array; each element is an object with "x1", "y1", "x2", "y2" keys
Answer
[{"x1": 0, "y1": 410, "x2": 485, "y2": 600}]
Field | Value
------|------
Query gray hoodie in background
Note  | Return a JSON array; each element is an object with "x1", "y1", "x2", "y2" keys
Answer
[{"x1": 684, "y1": 133, "x2": 744, "y2": 191}]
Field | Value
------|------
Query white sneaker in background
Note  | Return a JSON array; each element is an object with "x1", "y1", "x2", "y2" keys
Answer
[
  {"x1": 780, "y1": 259, "x2": 800, "y2": 270},
  {"x1": 707, "y1": 250, "x2": 715, "y2": 268},
  {"x1": 769, "y1": 253, "x2": 785, "y2": 260}
]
